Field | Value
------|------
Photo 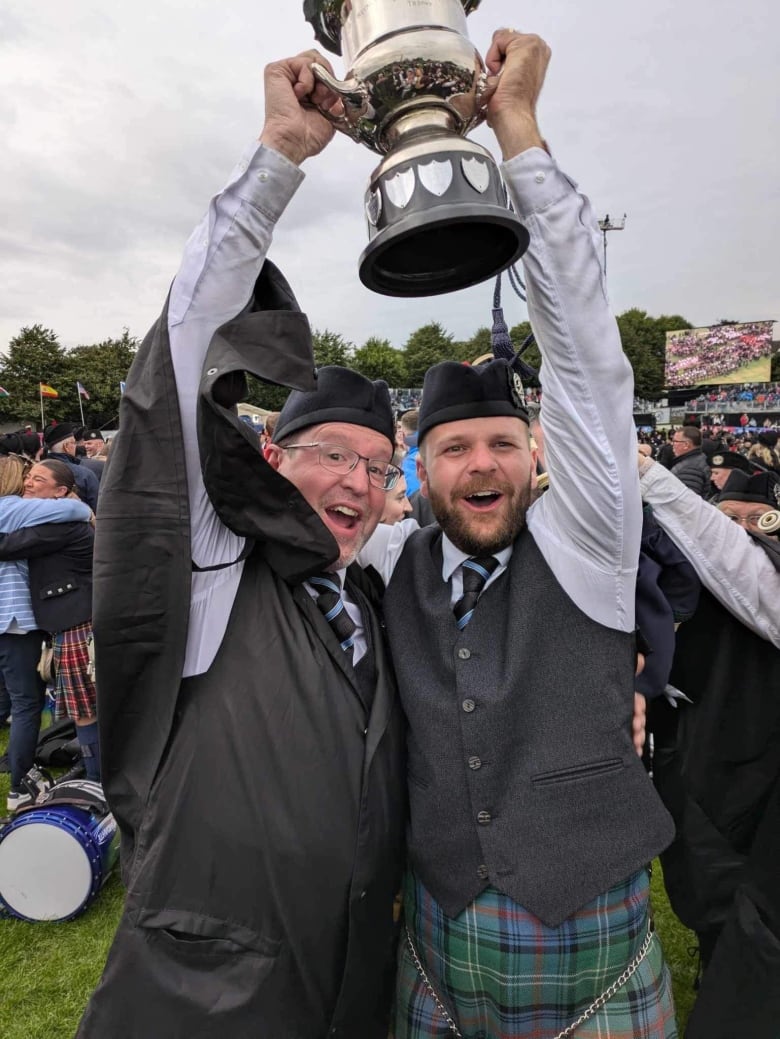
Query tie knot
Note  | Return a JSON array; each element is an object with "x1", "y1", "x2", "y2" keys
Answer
[
  {"x1": 461, "y1": 556, "x2": 500, "y2": 595},
  {"x1": 308, "y1": 572, "x2": 342, "y2": 598},
  {"x1": 454, "y1": 556, "x2": 500, "y2": 630}
]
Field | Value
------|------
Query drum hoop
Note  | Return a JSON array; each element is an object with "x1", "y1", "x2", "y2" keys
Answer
[{"x1": 0, "y1": 803, "x2": 117, "y2": 921}]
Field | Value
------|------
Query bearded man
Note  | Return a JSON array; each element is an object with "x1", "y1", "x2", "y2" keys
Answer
[{"x1": 360, "y1": 28, "x2": 676, "y2": 1039}]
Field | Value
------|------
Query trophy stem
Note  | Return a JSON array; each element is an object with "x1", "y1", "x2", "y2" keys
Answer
[{"x1": 383, "y1": 107, "x2": 458, "y2": 151}]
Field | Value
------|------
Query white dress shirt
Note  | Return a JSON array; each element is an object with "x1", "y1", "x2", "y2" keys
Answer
[
  {"x1": 167, "y1": 143, "x2": 303, "y2": 676},
  {"x1": 639, "y1": 457, "x2": 780, "y2": 647}
]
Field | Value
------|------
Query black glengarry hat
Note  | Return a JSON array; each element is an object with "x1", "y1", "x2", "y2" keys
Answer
[
  {"x1": 43, "y1": 422, "x2": 76, "y2": 448},
  {"x1": 709, "y1": 452, "x2": 752, "y2": 474},
  {"x1": 272, "y1": 366, "x2": 394, "y2": 446},
  {"x1": 418, "y1": 359, "x2": 529, "y2": 442},
  {"x1": 718, "y1": 470, "x2": 780, "y2": 508}
]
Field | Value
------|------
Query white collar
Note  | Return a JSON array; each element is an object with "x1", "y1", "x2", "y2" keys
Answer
[{"x1": 441, "y1": 534, "x2": 513, "y2": 583}]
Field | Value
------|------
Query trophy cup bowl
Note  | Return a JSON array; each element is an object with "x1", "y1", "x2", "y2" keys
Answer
[{"x1": 303, "y1": 0, "x2": 529, "y2": 297}]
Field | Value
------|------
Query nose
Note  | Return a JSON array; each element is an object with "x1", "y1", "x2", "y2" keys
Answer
[
  {"x1": 468, "y1": 441, "x2": 499, "y2": 473},
  {"x1": 340, "y1": 458, "x2": 371, "y2": 494}
]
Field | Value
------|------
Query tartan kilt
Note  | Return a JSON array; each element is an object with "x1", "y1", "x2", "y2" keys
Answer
[
  {"x1": 392, "y1": 869, "x2": 677, "y2": 1039},
  {"x1": 53, "y1": 622, "x2": 97, "y2": 720}
]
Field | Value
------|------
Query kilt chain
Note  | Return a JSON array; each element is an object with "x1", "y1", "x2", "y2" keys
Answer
[{"x1": 404, "y1": 923, "x2": 656, "y2": 1039}]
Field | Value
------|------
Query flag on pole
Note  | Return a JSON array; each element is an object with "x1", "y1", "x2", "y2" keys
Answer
[
  {"x1": 40, "y1": 383, "x2": 59, "y2": 399},
  {"x1": 76, "y1": 381, "x2": 90, "y2": 400},
  {"x1": 0, "y1": 387, "x2": 9, "y2": 398}
]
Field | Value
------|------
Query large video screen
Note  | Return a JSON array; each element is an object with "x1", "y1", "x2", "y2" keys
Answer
[{"x1": 664, "y1": 320, "x2": 774, "y2": 388}]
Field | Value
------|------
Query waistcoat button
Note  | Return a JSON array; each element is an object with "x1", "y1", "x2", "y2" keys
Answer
[
  {"x1": 477, "y1": 810, "x2": 491, "y2": 825},
  {"x1": 457, "y1": 647, "x2": 471, "y2": 660},
  {"x1": 462, "y1": 699, "x2": 475, "y2": 713},
  {"x1": 468, "y1": 756, "x2": 482, "y2": 770},
  {"x1": 476, "y1": 864, "x2": 489, "y2": 880}
]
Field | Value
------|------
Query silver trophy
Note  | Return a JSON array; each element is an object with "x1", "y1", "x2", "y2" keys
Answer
[{"x1": 303, "y1": 0, "x2": 529, "y2": 297}]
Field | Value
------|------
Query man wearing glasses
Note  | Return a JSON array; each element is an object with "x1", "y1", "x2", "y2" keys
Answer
[
  {"x1": 77, "y1": 51, "x2": 406, "y2": 1039},
  {"x1": 669, "y1": 425, "x2": 711, "y2": 497}
]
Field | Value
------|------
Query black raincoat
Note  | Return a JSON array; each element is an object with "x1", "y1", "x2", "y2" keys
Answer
[
  {"x1": 77, "y1": 264, "x2": 406, "y2": 1038},
  {"x1": 653, "y1": 534, "x2": 780, "y2": 1038}
]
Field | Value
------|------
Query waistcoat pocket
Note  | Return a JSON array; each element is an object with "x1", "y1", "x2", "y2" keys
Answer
[{"x1": 532, "y1": 757, "x2": 624, "y2": 786}]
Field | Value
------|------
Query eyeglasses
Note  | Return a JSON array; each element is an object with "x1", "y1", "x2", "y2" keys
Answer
[
  {"x1": 720, "y1": 511, "x2": 768, "y2": 526},
  {"x1": 283, "y1": 442, "x2": 402, "y2": 491},
  {"x1": 671, "y1": 438, "x2": 689, "y2": 445}
]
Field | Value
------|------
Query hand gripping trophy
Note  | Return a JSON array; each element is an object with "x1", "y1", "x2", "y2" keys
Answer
[{"x1": 303, "y1": 0, "x2": 529, "y2": 296}]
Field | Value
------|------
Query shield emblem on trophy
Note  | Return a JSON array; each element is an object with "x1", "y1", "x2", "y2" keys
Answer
[
  {"x1": 385, "y1": 168, "x2": 416, "y2": 210},
  {"x1": 462, "y1": 157, "x2": 490, "y2": 194},
  {"x1": 418, "y1": 160, "x2": 453, "y2": 198}
]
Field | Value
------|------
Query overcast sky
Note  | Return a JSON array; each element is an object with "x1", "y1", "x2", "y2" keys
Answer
[{"x1": 2, "y1": 0, "x2": 778, "y2": 356}]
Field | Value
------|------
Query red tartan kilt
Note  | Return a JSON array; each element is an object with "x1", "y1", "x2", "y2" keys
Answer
[{"x1": 53, "y1": 621, "x2": 96, "y2": 720}]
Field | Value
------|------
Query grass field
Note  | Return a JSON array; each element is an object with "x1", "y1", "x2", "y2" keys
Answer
[{"x1": 0, "y1": 727, "x2": 698, "y2": 1038}]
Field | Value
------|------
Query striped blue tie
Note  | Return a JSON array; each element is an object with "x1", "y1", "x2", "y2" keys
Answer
[
  {"x1": 309, "y1": 572, "x2": 356, "y2": 661},
  {"x1": 453, "y1": 556, "x2": 500, "y2": 629}
]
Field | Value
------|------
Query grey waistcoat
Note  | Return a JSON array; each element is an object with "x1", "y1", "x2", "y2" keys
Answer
[{"x1": 384, "y1": 526, "x2": 674, "y2": 927}]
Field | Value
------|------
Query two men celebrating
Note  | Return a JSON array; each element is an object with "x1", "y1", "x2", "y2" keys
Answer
[{"x1": 79, "y1": 28, "x2": 676, "y2": 1039}]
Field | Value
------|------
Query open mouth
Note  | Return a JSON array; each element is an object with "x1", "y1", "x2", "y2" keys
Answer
[
  {"x1": 325, "y1": 504, "x2": 362, "y2": 531},
  {"x1": 462, "y1": 490, "x2": 503, "y2": 512}
]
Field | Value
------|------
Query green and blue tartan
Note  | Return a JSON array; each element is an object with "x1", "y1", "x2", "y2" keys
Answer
[{"x1": 392, "y1": 869, "x2": 677, "y2": 1039}]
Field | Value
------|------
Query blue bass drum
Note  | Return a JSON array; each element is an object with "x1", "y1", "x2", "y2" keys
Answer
[{"x1": 0, "y1": 780, "x2": 120, "y2": 922}]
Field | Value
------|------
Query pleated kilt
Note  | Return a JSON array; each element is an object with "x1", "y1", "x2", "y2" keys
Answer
[
  {"x1": 53, "y1": 621, "x2": 96, "y2": 720},
  {"x1": 392, "y1": 869, "x2": 677, "y2": 1039}
]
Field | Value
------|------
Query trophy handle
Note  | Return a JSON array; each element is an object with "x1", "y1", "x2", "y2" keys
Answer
[
  {"x1": 471, "y1": 70, "x2": 492, "y2": 130},
  {"x1": 310, "y1": 62, "x2": 370, "y2": 141}
]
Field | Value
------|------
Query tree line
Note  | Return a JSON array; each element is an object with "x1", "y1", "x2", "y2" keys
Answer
[{"x1": 2, "y1": 314, "x2": 776, "y2": 428}]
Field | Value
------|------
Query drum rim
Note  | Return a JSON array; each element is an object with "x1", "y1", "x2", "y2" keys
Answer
[{"x1": 0, "y1": 805, "x2": 110, "y2": 922}]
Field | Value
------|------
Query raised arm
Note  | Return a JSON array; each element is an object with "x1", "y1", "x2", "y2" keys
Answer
[
  {"x1": 485, "y1": 31, "x2": 641, "y2": 631},
  {"x1": 0, "y1": 496, "x2": 91, "y2": 534},
  {"x1": 639, "y1": 456, "x2": 780, "y2": 646},
  {"x1": 168, "y1": 52, "x2": 338, "y2": 569}
]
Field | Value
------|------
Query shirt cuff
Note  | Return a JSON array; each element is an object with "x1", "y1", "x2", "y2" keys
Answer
[
  {"x1": 232, "y1": 141, "x2": 306, "y2": 222},
  {"x1": 499, "y1": 148, "x2": 576, "y2": 219}
]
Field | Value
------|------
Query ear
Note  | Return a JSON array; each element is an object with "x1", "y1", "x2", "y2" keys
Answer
[
  {"x1": 263, "y1": 443, "x2": 284, "y2": 472},
  {"x1": 529, "y1": 442, "x2": 539, "y2": 491},
  {"x1": 416, "y1": 454, "x2": 430, "y2": 499}
]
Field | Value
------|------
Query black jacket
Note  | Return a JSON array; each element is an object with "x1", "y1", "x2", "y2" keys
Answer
[
  {"x1": 670, "y1": 447, "x2": 711, "y2": 497},
  {"x1": 0, "y1": 520, "x2": 93, "y2": 632},
  {"x1": 76, "y1": 264, "x2": 406, "y2": 1039},
  {"x1": 653, "y1": 536, "x2": 780, "y2": 1038}
]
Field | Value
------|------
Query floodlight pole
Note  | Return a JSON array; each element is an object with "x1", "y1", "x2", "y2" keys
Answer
[{"x1": 597, "y1": 213, "x2": 627, "y2": 279}]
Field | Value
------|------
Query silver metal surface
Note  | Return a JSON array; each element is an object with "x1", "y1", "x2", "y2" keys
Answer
[{"x1": 308, "y1": 0, "x2": 486, "y2": 154}]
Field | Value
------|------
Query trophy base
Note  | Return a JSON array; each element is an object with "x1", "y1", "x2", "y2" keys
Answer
[{"x1": 359, "y1": 140, "x2": 529, "y2": 297}]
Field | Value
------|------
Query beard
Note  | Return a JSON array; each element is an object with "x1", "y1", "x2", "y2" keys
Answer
[{"x1": 427, "y1": 473, "x2": 533, "y2": 556}]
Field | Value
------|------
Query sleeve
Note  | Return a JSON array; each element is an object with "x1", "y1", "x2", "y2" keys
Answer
[
  {"x1": 0, "y1": 522, "x2": 82, "y2": 560},
  {"x1": 167, "y1": 141, "x2": 305, "y2": 570},
  {"x1": 502, "y1": 149, "x2": 641, "y2": 632},
  {"x1": 639, "y1": 459, "x2": 780, "y2": 647},
  {"x1": 357, "y1": 518, "x2": 419, "y2": 585},
  {"x1": 0, "y1": 497, "x2": 91, "y2": 533}
]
